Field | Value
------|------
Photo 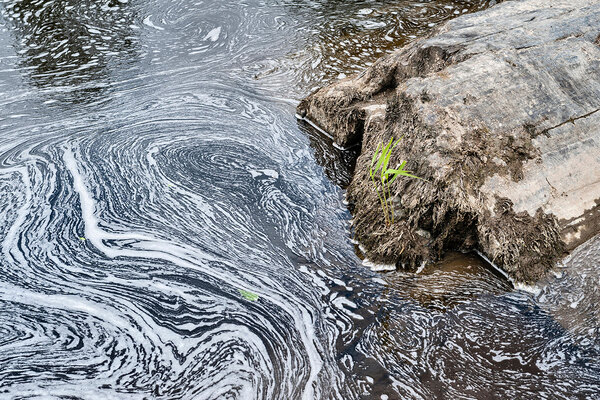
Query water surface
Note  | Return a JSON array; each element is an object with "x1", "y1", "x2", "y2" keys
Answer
[{"x1": 1, "y1": 0, "x2": 599, "y2": 398}]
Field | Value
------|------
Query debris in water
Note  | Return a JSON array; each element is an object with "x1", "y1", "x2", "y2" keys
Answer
[{"x1": 238, "y1": 289, "x2": 259, "y2": 301}]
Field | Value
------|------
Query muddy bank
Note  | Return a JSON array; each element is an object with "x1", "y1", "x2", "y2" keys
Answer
[{"x1": 298, "y1": 0, "x2": 600, "y2": 283}]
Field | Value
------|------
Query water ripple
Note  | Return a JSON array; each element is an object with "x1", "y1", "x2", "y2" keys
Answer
[{"x1": 0, "y1": 0, "x2": 599, "y2": 398}]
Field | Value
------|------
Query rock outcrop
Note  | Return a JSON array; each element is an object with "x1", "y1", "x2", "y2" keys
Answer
[{"x1": 297, "y1": 0, "x2": 600, "y2": 283}]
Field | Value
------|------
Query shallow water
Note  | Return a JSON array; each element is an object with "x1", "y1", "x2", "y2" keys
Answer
[{"x1": 0, "y1": 0, "x2": 599, "y2": 398}]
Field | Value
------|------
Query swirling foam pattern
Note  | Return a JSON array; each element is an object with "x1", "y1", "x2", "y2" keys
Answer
[{"x1": 0, "y1": 0, "x2": 599, "y2": 399}]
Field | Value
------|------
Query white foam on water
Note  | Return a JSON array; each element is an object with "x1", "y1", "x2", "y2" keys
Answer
[
  {"x1": 142, "y1": 16, "x2": 165, "y2": 30},
  {"x1": 362, "y1": 258, "x2": 396, "y2": 272},
  {"x1": 204, "y1": 27, "x2": 221, "y2": 42},
  {"x1": 63, "y1": 146, "x2": 324, "y2": 400},
  {"x1": 514, "y1": 282, "x2": 542, "y2": 296}
]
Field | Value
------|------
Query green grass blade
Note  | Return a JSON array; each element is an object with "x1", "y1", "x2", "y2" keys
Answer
[
  {"x1": 382, "y1": 148, "x2": 394, "y2": 175},
  {"x1": 377, "y1": 138, "x2": 393, "y2": 169},
  {"x1": 386, "y1": 168, "x2": 423, "y2": 183},
  {"x1": 370, "y1": 143, "x2": 382, "y2": 168},
  {"x1": 387, "y1": 171, "x2": 401, "y2": 184},
  {"x1": 384, "y1": 137, "x2": 394, "y2": 152},
  {"x1": 369, "y1": 137, "x2": 424, "y2": 226},
  {"x1": 396, "y1": 170, "x2": 423, "y2": 180},
  {"x1": 373, "y1": 145, "x2": 387, "y2": 173},
  {"x1": 381, "y1": 138, "x2": 400, "y2": 178}
]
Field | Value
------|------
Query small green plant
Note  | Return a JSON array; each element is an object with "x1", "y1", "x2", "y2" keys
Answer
[{"x1": 369, "y1": 137, "x2": 421, "y2": 226}]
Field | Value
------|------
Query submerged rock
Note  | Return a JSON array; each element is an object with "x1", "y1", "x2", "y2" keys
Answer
[{"x1": 298, "y1": 0, "x2": 600, "y2": 283}]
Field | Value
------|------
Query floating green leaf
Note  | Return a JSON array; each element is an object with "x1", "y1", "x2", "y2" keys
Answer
[
  {"x1": 238, "y1": 289, "x2": 259, "y2": 301},
  {"x1": 79, "y1": 237, "x2": 86, "y2": 242}
]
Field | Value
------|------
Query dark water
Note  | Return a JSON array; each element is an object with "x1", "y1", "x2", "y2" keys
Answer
[{"x1": 1, "y1": 0, "x2": 599, "y2": 398}]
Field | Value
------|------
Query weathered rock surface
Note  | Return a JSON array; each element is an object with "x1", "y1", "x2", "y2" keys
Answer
[{"x1": 298, "y1": 0, "x2": 600, "y2": 282}]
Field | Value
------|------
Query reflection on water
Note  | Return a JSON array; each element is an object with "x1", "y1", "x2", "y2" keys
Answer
[
  {"x1": 298, "y1": 120, "x2": 359, "y2": 188},
  {"x1": 0, "y1": 0, "x2": 599, "y2": 398},
  {"x1": 3, "y1": 0, "x2": 139, "y2": 102},
  {"x1": 282, "y1": 0, "x2": 502, "y2": 87},
  {"x1": 388, "y1": 252, "x2": 513, "y2": 310}
]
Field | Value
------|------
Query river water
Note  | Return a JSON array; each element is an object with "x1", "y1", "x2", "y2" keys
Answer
[{"x1": 0, "y1": 0, "x2": 599, "y2": 399}]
